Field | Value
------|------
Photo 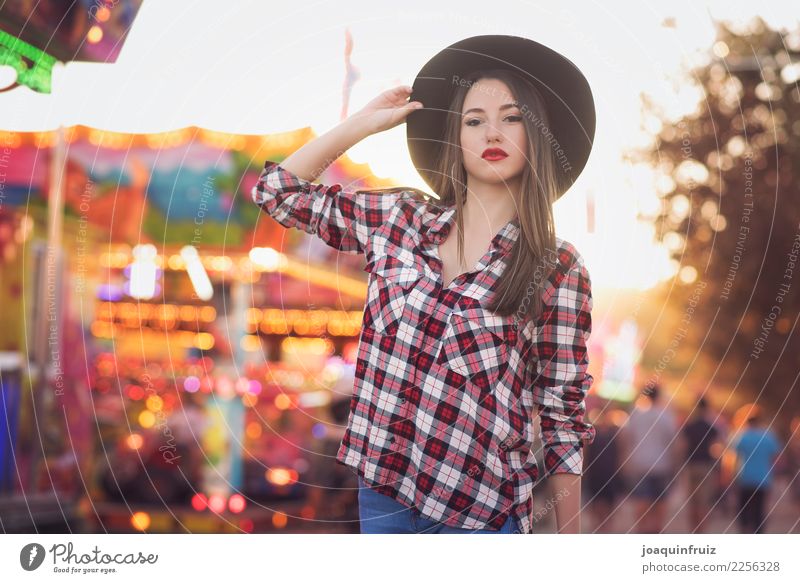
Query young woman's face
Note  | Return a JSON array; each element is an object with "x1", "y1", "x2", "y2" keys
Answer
[{"x1": 459, "y1": 78, "x2": 528, "y2": 186}]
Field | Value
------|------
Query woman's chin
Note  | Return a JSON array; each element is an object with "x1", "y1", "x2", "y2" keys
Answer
[{"x1": 467, "y1": 169, "x2": 523, "y2": 185}]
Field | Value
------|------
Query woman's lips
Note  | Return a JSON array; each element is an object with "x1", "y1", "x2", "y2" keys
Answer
[{"x1": 482, "y1": 148, "x2": 508, "y2": 161}]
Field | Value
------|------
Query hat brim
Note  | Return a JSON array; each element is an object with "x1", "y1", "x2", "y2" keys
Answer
[{"x1": 406, "y1": 34, "x2": 596, "y2": 198}]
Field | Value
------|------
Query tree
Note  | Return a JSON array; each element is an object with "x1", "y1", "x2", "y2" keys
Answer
[{"x1": 635, "y1": 17, "x2": 800, "y2": 417}]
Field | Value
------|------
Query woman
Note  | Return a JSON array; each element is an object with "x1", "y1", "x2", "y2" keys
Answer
[{"x1": 251, "y1": 35, "x2": 597, "y2": 534}]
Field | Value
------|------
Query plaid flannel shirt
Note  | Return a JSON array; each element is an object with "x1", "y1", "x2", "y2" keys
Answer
[{"x1": 251, "y1": 160, "x2": 596, "y2": 533}]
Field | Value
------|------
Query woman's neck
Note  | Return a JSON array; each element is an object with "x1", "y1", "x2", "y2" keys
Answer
[{"x1": 461, "y1": 182, "x2": 519, "y2": 234}]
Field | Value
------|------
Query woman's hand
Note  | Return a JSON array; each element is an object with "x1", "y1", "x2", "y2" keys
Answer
[
  {"x1": 276, "y1": 86, "x2": 423, "y2": 182},
  {"x1": 349, "y1": 85, "x2": 423, "y2": 136}
]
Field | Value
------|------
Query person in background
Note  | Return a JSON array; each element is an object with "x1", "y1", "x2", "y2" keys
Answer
[
  {"x1": 732, "y1": 411, "x2": 782, "y2": 534},
  {"x1": 619, "y1": 382, "x2": 679, "y2": 533},
  {"x1": 786, "y1": 416, "x2": 800, "y2": 517},
  {"x1": 679, "y1": 397, "x2": 720, "y2": 533},
  {"x1": 583, "y1": 408, "x2": 623, "y2": 533}
]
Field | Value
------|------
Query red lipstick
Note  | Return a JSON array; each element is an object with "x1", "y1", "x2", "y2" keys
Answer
[{"x1": 482, "y1": 148, "x2": 508, "y2": 161}]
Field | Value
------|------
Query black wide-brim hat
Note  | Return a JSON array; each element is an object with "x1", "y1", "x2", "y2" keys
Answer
[{"x1": 406, "y1": 34, "x2": 596, "y2": 199}]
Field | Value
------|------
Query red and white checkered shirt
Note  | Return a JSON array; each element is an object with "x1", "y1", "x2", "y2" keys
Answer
[{"x1": 252, "y1": 160, "x2": 596, "y2": 533}]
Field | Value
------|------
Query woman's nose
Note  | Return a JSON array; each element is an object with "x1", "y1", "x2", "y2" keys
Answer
[{"x1": 484, "y1": 122, "x2": 502, "y2": 141}]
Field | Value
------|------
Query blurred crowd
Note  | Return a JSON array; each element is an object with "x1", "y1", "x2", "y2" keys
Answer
[{"x1": 582, "y1": 383, "x2": 799, "y2": 534}]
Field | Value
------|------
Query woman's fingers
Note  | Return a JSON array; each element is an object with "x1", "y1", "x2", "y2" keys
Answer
[
  {"x1": 402, "y1": 100, "x2": 423, "y2": 112},
  {"x1": 353, "y1": 87, "x2": 423, "y2": 134},
  {"x1": 388, "y1": 86, "x2": 422, "y2": 110},
  {"x1": 385, "y1": 86, "x2": 413, "y2": 107},
  {"x1": 391, "y1": 100, "x2": 424, "y2": 126}
]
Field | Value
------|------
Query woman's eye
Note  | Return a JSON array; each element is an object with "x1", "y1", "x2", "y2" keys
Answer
[{"x1": 465, "y1": 116, "x2": 521, "y2": 126}]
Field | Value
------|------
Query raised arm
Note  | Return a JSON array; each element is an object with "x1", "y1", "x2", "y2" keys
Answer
[
  {"x1": 251, "y1": 86, "x2": 424, "y2": 254},
  {"x1": 252, "y1": 159, "x2": 406, "y2": 254}
]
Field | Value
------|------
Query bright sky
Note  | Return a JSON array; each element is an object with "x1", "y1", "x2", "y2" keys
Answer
[{"x1": 1, "y1": 0, "x2": 797, "y2": 290}]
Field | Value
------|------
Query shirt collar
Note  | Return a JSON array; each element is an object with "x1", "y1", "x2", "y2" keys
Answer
[{"x1": 423, "y1": 205, "x2": 520, "y2": 255}]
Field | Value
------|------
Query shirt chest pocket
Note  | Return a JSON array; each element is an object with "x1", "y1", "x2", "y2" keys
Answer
[
  {"x1": 364, "y1": 255, "x2": 424, "y2": 336},
  {"x1": 436, "y1": 306, "x2": 518, "y2": 392}
]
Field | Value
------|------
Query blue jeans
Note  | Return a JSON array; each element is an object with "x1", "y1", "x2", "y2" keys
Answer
[{"x1": 357, "y1": 476, "x2": 518, "y2": 533}]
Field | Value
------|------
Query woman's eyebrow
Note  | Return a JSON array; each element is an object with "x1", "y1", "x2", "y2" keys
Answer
[{"x1": 462, "y1": 102, "x2": 520, "y2": 115}]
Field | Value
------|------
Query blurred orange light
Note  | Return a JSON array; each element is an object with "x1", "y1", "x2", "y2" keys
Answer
[
  {"x1": 126, "y1": 434, "x2": 144, "y2": 450},
  {"x1": 130, "y1": 512, "x2": 150, "y2": 531},
  {"x1": 138, "y1": 410, "x2": 155, "y2": 429},
  {"x1": 245, "y1": 422, "x2": 262, "y2": 439},
  {"x1": 87, "y1": 25, "x2": 103, "y2": 44},
  {"x1": 272, "y1": 512, "x2": 288, "y2": 529},
  {"x1": 195, "y1": 332, "x2": 215, "y2": 350},
  {"x1": 95, "y1": 6, "x2": 111, "y2": 22},
  {"x1": 145, "y1": 395, "x2": 163, "y2": 412},
  {"x1": 274, "y1": 394, "x2": 291, "y2": 410},
  {"x1": 265, "y1": 467, "x2": 298, "y2": 486}
]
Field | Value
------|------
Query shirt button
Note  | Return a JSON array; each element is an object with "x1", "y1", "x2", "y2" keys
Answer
[{"x1": 389, "y1": 436, "x2": 396, "y2": 443}]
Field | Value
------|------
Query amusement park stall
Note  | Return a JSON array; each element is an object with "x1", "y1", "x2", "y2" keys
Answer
[{"x1": 0, "y1": 125, "x2": 396, "y2": 532}]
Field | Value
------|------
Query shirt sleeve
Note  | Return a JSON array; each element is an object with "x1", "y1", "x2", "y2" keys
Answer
[
  {"x1": 530, "y1": 257, "x2": 597, "y2": 477},
  {"x1": 251, "y1": 160, "x2": 407, "y2": 255}
]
